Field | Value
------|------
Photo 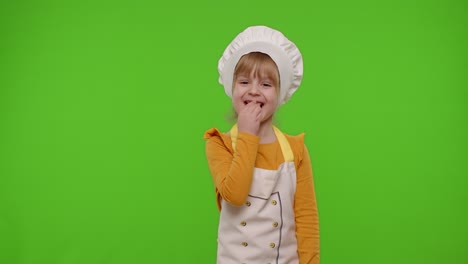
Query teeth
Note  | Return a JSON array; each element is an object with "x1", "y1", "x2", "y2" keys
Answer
[{"x1": 243, "y1": 100, "x2": 264, "y2": 107}]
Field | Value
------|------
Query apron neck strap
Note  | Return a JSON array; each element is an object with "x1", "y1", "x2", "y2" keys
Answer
[{"x1": 230, "y1": 124, "x2": 294, "y2": 162}]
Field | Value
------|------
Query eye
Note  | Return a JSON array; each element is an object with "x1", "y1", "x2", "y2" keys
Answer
[{"x1": 262, "y1": 83, "x2": 272, "y2": 87}]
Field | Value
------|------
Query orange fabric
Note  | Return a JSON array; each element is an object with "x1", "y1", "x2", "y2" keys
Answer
[{"x1": 204, "y1": 127, "x2": 320, "y2": 264}]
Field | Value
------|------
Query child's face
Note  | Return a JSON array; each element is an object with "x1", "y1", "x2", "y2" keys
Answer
[{"x1": 232, "y1": 72, "x2": 278, "y2": 123}]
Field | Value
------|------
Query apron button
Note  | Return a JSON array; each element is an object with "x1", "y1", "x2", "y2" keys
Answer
[
  {"x1": 269, "y1": 242, "x2": 275, "y2": 248},
  {"x1": 245, "y1": 201, "x2": 251, "y2": 207},
  {"x1": 272, "y1": 222, "x2": 278, "y2": 227},
  {"x1": 242, "y1": 242, "x2": 248, "y2": 247},
  {"x1": 240, "y1": 221, "x2": 247, "y2": 226},
  {"x1": 271, "y1": 200, "x2": 277, "y2": 205}
]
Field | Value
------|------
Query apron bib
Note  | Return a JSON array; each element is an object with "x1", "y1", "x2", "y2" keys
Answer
[{"x1": 217, "y1": 125, "x2": 299, "y2": 264}]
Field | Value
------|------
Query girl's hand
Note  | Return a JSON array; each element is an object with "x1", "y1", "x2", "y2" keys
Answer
[{"x1": 237, "y1": 101, "x2": 262, "y2": 136}]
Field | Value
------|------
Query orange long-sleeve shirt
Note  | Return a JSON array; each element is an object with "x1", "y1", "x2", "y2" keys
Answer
[{"x1": 204, "y1": 127, "x2": 320, "y2": 264}]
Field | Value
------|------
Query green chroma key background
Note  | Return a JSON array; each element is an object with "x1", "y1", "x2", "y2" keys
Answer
[{"x1": 0, "y1": 0, "x2": 466, "y2": 263}]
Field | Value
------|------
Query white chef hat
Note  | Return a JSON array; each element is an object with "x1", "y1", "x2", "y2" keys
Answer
[{"x1": 218, "y1": 25, "x2": 303, "y2": 105}]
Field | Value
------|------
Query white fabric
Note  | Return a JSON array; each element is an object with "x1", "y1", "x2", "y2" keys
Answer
[
  {"x1": 218, "y1": 25, "x2": 303, "y2": 105},
  {"x1": 216, "y1": 128, "x2": 299, "y2": 264}
]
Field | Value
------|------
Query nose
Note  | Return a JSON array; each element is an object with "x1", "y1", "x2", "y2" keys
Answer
[{"x1": 248, "y1": 82, "x2": 261, "y2": 95}]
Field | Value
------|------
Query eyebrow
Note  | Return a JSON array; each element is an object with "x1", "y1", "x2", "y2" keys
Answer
[
  {"x1": 259, "y1": 77, "x2": 274, "y2": 83},
  {"x1": 235, "y1": 75, "x2": 249, "y2": 80}
]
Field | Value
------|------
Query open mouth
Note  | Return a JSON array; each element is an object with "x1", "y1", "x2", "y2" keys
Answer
[{"x1": 244, "y1": 100, "x2": 264, "y2": 108}]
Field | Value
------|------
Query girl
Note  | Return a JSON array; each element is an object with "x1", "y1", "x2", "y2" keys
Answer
[{"x1": 204, "y1": 25, "x2": 320, "y2": 264}]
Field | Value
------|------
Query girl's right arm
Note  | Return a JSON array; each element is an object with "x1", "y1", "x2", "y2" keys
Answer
[{"x1": 205, "y1": 129, "x2": 259, "y2": 208}]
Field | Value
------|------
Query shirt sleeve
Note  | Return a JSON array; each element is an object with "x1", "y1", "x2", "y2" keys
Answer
[
  {"x1": 295, "y1": 143, "x2": 320, "y2": 264},
  {"x1": 205, "y1": 129, "x2": 260, "y2": 208}
]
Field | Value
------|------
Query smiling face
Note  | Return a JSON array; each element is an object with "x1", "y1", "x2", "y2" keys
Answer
[{"x1": 232, "y1": 52, "x2": 280, "y2": 123}]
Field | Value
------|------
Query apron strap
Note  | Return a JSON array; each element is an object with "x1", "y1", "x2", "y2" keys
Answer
[{"x1": 230, "y1": 124, "x2": 294, "y2": 162}]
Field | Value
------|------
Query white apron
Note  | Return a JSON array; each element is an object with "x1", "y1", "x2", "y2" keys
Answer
[{"x1": 217, "y1": 125, "x2": 299, "y2": 264}]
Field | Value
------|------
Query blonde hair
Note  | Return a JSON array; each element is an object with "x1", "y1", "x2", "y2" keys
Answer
[{"x1": 227, "y1": 52, "x2": 280, "y2": 123}]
